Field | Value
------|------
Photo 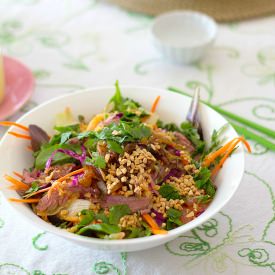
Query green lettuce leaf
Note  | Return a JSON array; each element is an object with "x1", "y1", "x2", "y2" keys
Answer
[
  {"x1": 77, "y1": 223, "x2": 120, "y2": 235},
  {"x1": 109, "y1": 204, "x2": 131, "y2": 225}
]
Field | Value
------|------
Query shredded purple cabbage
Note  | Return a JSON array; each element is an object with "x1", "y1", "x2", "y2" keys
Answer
[
  {"x1": 46, "y1": 145, "x2": 86, "y2": 169},
  {"x1": 163, "y1": 168, "x2": 183, "y2": 181},
  {"x1": 39, "y1": 182, "x2": 51, "y2": 190},
  {"x1": 71, "y1": 173, "x2": 84, "y2": 186},
  {"x1": 151, "y1": 209, "x2": 166, "y2": 226},
  {"x1": 167, "y1": 145, "x2": 181, "y2": 156},
  {"x1": 71, "y1": 175, "x2": 79, "y2": 186}
]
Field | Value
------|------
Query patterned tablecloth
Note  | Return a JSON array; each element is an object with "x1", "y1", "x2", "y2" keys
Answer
[{"x1": 0, "y1": 1, "x2": 275, "y2": 274}]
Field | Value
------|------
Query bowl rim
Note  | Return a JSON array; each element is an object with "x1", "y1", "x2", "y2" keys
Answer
[
  {"x1": 0, "y1": 85, "x2": 244, "y2": 248},
  {"x1": 151, "y1": 10, "x2": 218, "y2": 50}
]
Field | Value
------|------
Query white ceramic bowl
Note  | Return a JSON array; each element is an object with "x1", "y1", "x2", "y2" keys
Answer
[
  {"x1": 151, "y1": 11, "x2": 217, "y2": 64},
  {"x1": 0, "y1": 86, "x2": 244, "y2": 252}
]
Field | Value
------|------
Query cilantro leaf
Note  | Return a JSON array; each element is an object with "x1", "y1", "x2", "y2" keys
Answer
[
  {"x1": 95, "y1": 211, "x2": 109, "y2": 224},
  {"x1": 194, "y1": 167, "x2": 211, "y2": 189},
  {"x1": 159, "y1": 184, "x2": 181, "y2": 200},
  {"x1": 78, "y1": 209, "x2": 95, "y2": 227},
  {"x1": 85, "y1": 152, "x2": 106, "y2": 168},
  {"x1": 156, "y1": 120, "x2": 205, "y2": 154},
  {"x1": 122, "y1": 122, "x2": 151, "y2": 139},
  {"x1": 167, "y1": 208, "x2": 183, "y2": 229},
  {"x1": 84, "y1": 138, "x2": 97, "y2": 151},
  {"x1": 204, "y1": 124, "x2": 229, "y2": 156},
  {"x1": 126, "y1": 227, "x2": 152, "y2": 238},
  {"x1": 109, "y1": 204, "x2": 131, "y2": 225},
  {"x1": 95, "y1": 121, "x2": 151, "y2": 144},
  {"x1": 205, "y1": 181, "x2": 216, "y2": 197},
  {"x1": 25, "y1": 181, "x2": 39, "y2": 195},
  {"x1": 167, "y1": 208, "x2": 183, "y2": 224},
  {"x1": 77, "y1": 223, "x2": 120, "y2": 235},
  {"x1": 109, "y1": 80, "x2": 123, "y2": 111},
  {"x1": 54, "y1": 124, "x2": 80, "y2": 133},
  {"x1": 107, "y1": 140, "x2": 123, "y2": 154},
  {"x1": 195, "y1": 195, "x2": 211, "y2": 204},
  {"x1": 180, "y1": 122, "x2": 205, "y2": 154},
  {"x1": 157, "y1": 121, "x2": 179, "y2": 132},
  {"x1": 60, "y1": 132, "x2": 72, "y2": 144},
  {"x1": 108, "y1": 81, "x2": 148, "y2": 120},
  {"x1": 92, "y1": 152, "x2": 106, "y2": 168},
  {"x1": 194, "y1": 167, "x2": 216, "y2": 198},
  {"x1": 49, "y1": 124, "x2": 80, "y2": 145}
]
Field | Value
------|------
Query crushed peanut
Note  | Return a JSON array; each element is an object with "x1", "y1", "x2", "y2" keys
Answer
[
  {"x1": 119, "y1": 213, "x2": 141, "y2": 229},
  {"x1": 166, "y1": 175, "x2": 205, "y2": 197},
  {"x1": 152, "y1": 196, "x2": 185, "y2": 214},
  {"x1": 105, "y1": 146, "x2": 156, "y2": 196}
]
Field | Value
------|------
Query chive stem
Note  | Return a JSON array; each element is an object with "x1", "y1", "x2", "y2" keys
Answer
[
  {"x1": 168, "y1": 86, "x2": 275, "y2": 150},
  {"x1": 231, "y1": 123, "x2": 275, "y2": 151},
  {"x1": 168, "y1": 86, "x2": 275, "y2": 139}
]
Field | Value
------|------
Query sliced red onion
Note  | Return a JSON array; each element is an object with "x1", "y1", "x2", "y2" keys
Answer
[
  {"x1": 97, "y1": 180, "x2": 107, "y2": 195},
  {"x1": 46, "y1": 145, "x2": 86, "y2": 169},
  {"x1": 102, "y1": 195, "x2": 151, "y2": 212},
  {"x1": 174, "y1": 132, "x2": 195, "y2": 153},
  {"x1": 23, "y1": 169, "x2": 41, "y2": 184},
  {"x1": 102, "y1": 113, "x2": 123, "y2": 126},
  {"x1": 195, "y1": 210, "x2": 205, "y2": 217},
  {"x1": 39, "y1": 182, "x2": 51, "y2": 190},
  {"x1": 29, "y1": 124, "x2": 50, "y2": 151}
]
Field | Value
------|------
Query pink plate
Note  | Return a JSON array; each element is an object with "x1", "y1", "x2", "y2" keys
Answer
[{"x1": 0, "y1": 56, "x2": 35, "y2": 120}]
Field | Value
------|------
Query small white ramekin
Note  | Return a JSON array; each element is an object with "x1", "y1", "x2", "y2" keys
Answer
[{"x1": 151, "y1": 11, "x2": 217, "y2": 65}]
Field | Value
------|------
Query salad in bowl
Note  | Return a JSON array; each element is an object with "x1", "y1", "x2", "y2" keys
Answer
[{"x1": 0, "y1": 83, "x2": 250, "y2": 250}]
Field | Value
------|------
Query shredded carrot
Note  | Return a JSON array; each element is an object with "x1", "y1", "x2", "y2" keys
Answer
[
  {"x1": 203, "y1": 136, "x2": 251, "y2": 177},
  {"x1": 240, "y1": 138, "x2": 251, "y2": 153},
  {"x1": 62, "y1": 216, "x2": 80, "y2": 223},
  {"x1": 211, "y1": 137, "x2": 251, "y2": 177},
  {"x1": 8, "y1": 186, "x2": 19, "y2": 190},
  {"x1": 181, "y1": 158, "x2": 189, "y2": 166},
  {"x1": 9, "y1": 198, "x2": 40, "y2": 203},
  {"x1": 4, "y1": 175, "x2": 29, "y2": 191},
  {"x1": 56, "y1": 168, "x2": 85, "y2": 183},
  {"x1": 8, "y1": 131, "x2": 31, "y2": 140},
  {"x1": 203, "y1": 137, "x2": 240, "y2": 167},
  {"x1": 25, "y1": 187, "x2": 51, "y2": 197},
  {"x1": 142, "y1": 214, "x2": 168, "y2": 235},
  {"x1": 41, "y1": 215, "x2": 49, "y2": 222},
  {"x1": 142, "y1": 213, "x2": 159, "y2": 229},
  {"x1": 151, "y1": 228, "x2": 168, "y2": 235},
  {"x1": 151, "y1": 95, "x2": 160, "y2": 113},
  {"x1": 203, "y1": 136, "x2": 251, "y2": 168},
  {"x1": 13, "y1": 171, "x2": 23, "y2": 179},
  {"x1": 0, "y1": 121, "x2": 29, "y2": 132}
]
